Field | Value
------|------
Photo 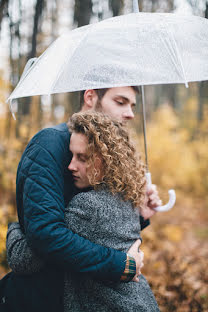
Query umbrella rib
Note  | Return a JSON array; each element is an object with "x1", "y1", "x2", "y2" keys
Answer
[
  {"x1": 169, "y1": 30, "x2": 189, "y2": 88},
  {"x1": 48, "y1": 25, "x2": 94, "y2": 95},
  {"x1": 9, "y1": 40, "x2": 60, "y2": 100},
  {"x1": 159, "y1": 23, "x2": 189, "y2": 87}
]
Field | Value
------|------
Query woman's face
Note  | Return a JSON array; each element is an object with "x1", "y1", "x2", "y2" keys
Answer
[{"x1": 68, "y1": 132, "x2": 102, "y2": 189}]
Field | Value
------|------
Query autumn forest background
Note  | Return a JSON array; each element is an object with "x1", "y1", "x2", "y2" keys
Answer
[{"x1": 0, "y1": 0, "x2": 208, "y2": 311}]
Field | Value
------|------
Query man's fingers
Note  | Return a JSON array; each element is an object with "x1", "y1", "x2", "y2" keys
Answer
[
  {"x1": 139, "y1": 250, "x2": 144, "y2": 261},
  {"x1": 134, "y1": 239, "x2": 142, "y2": 249},
  {"x1": 135, "y1": 251, "x2": 144, "y2": 274},
  {"x1": 128, "y1": 241, "x2": 144, "y2": 283},
  {"x1": 137, "y1": 250, "x2": 144, "y2": 260},
  {"x1": 132, "y1": 276, "x2": 140, "y2": 283},
  {"x1": 128, "y1": 239, "x2": 141, "y2": 253}
]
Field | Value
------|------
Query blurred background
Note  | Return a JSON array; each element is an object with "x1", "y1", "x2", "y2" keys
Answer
[{"x1": 0, "y1": 0, "x2": 208, "y2": 311}]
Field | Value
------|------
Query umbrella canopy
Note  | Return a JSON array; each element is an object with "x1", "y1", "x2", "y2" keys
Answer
[{"x1": 8, "y1": 12, "x2": 208, "y2": 101}]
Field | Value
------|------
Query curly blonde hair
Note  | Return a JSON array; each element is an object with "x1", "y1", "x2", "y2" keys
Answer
[{"x1": 68, "y1": 112, "x2": 146, "y2": 211}]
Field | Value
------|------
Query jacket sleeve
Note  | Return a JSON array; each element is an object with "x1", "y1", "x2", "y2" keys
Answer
[
  {"x1": 18, "y1": 128, "x2": 126, "y2": 282},
  {"x1": 140, "y1": 216, "x2": 150, "y2": 230},
  {"x1": 6, "y1": 222, "x2": 44, "y2": 274}
]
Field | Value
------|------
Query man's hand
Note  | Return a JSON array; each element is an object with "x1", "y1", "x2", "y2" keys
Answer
[
  {"x1": 127, "y1": 239, "x2": 144, "y2": 282},
  {"x1": 141, "y1": 184, "x2": 162, "y2": 220}
]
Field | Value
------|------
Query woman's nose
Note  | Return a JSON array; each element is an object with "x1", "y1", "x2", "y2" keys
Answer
[{"x1": 68, "y1": 158, "x2": 77, "y2": 171}]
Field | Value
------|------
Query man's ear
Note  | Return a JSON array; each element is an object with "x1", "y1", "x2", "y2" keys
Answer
[{"x1": 83, "y1": 89, "x2": 98, "y2": 110}]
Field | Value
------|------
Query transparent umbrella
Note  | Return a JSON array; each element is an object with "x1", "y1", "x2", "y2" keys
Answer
[
  {"x1": 8, "y1": 10, "x2": 208, "y2": 211},
  {"x1": 8, "y1": 12, "x2": 208, "y2": 102}
]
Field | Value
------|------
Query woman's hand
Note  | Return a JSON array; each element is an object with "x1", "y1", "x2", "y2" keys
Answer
[{"x1": 141, "y1": 184, "x2": 162, "y2": 220}]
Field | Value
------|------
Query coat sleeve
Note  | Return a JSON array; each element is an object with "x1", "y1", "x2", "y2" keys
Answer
[
  {"x1": 6, "y1": 222, "x2": 44, "y2": 274},
  {"x1": 18, "y1": 128, "x2": 126, "y2": 282},
  {"x1": 140, "y1": 216, "x2": 150, "y2": 230}
]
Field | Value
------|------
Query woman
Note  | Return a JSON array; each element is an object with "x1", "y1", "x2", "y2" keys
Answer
[{"x1": 7, "y1": 112, "x2": 160, "y2": 311}]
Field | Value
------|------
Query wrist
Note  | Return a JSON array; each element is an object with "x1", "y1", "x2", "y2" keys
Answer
[{"x1": 120, "y1": 253, "x2": 136, "y2": 282}]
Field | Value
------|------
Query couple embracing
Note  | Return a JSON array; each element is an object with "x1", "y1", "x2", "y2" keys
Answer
[{"x1": 1, "y1": 86, "x2": 161, "y2": 311}]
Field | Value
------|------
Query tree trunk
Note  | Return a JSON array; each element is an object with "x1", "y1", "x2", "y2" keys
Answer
[
  {"x1": 5, "y1": 1, "x2": 15, "y2": 139},
  {"x1": 197, "y1": 82, "x2": 204, "y2": 121},
  {"x1": 74, "y1": 0, "x2": 92, "y2": 27},
  {"x1": 21, "y1": 0, "x2": 44, "y2": 116},
  {"x1": 51, "y1": 0, "x2": 58, "y2": 41},
  {"x1": 197, "y1": 2, "x2": 208, "y2": 121},
  {"x1": 205, "y1": 1, "x2": 208, "y2": 18},
  {"x1": 109, "y1": 0, "x2": 124, "y2": 16},
  {"x1": 0, "y1": 0, "x2": 9, "y2": 34},
  {"x1": 28, "y1": 0, "x2": 44, "y2": 59},
  {"x1": 15, "y1": 0, "x2": 23, "y2": 137}
]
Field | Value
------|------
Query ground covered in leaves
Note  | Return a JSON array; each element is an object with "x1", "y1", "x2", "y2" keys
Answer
[
  {"x1": 1, "y1": 197, "x2": 207, "y2": 311},
  {"x1": 142, "y1": 197, "x2": 208, "y2": 312}
]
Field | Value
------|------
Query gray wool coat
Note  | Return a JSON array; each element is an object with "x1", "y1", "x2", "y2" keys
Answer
[{"x1": 7, "y1": 189, "x2": 160, "y2": 312}]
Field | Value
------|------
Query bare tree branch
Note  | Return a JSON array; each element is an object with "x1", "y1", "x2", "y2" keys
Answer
[
  {"x1": 28, "y1": 0, "x2": 44, "y2": 59},
  {"x1": 0, "y1": 0, "x2": 9, "y2": 34}
]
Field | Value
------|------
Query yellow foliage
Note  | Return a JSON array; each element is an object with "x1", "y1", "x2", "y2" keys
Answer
[
  {"x1": 0, "y1": 74, "x2": 10, "y2": 104},
  {"x1": 144, "y1": 104, "x2": 208, "y2": 200},
  {"x1": 19, "y1": 124, "x2": 29, "y2": 138},
  {"x1": 153, "y1": 261, "x2": 164, "y2": 270},
  {"x1": 162, "y1": 225, "x2": 183, "y2": 242},
  {"x1": 0, "y1": 224, "x2": 7, "y2": 254}
]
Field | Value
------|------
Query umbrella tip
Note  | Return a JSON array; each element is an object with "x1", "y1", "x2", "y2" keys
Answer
[
  {"x1": 11, "y1": 111, "x2": 16, "y2": 121},
  {"x1": 9, "y1": 99, "x2": 16, "y2": 121}
]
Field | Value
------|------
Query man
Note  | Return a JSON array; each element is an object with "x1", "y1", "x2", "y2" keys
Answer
[{"x1": 1, "y1": 86, "x2": 161, "y2": 312}]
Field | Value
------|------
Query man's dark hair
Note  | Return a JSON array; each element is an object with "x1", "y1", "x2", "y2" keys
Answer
[{"x1": 79, "y1": 86, "x2": 140, "y2": 108}]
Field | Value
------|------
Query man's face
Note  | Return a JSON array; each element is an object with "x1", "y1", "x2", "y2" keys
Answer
[{"x1": 96, "y1": 87, "x2": 136, "y2": 123}]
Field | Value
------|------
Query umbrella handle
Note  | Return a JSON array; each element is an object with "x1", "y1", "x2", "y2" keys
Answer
[{"x1": 146, "y1": 172, "x2": 176, "y2": 212}]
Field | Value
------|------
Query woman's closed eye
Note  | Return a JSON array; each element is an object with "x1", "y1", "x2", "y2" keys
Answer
[{"x1": 77, "y1": 154, "x2": 87, "y2": 162}]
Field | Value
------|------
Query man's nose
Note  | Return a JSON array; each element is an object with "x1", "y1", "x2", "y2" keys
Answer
[{"x1": 123, "y1": 106, "x2": 134, "y2": 120}]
